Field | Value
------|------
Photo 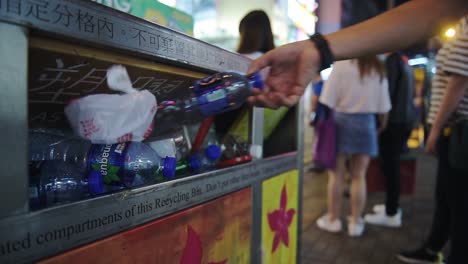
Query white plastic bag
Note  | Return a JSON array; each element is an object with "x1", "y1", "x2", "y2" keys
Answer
[{"x1": 65, "y1": 65, "x2": 157, "y2": 144}]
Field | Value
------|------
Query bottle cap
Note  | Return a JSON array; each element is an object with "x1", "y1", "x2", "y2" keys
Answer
[
  {"x1": 205, "y1": 145, "x2": 222, "y2": 161},
  {"x1": 188, "y1": 155, "x2": 201, "y2": 173},
  {"x1": 162, "y1": 157, "x2": 177, "y2": 179},
  {"x1": 249, "y1": 72, "x2": 264, "y2": 90}
]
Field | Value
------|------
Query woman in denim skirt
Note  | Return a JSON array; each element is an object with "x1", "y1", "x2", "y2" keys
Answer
[{"x1": 316, "y1": 56, "x2": 391, "y2": 237}]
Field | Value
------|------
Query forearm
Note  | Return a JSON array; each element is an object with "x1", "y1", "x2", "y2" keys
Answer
[
  {"x1": 325, "y1": 0, "x2": 467, "y2": 60},
  {"x1": 431, "y1": 75, "x2": 468, "y2": 132}
]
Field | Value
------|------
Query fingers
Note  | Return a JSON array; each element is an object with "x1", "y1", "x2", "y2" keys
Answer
[
  {"x1": 247, "y1": 91, "x2": 300, "y2": 109},
  {"x1": 247, "y1": 52, "x2": 273, "y2": 75}
]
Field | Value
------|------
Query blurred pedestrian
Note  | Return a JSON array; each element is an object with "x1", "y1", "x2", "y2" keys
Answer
[
  {"x1": 398, "y1": 16, "x2": 468, "y2": 264},
  {"x1": 316, "y1": 56, "x2": 391, "y2": 237},
  {"x1": 365, "y1": 53, "x2": 416, "y2": 228}
]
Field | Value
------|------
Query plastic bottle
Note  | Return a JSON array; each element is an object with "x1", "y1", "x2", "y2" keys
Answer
[
  {"x1": 175, "y1": 144, "x2": 222, "y2": 176},
  {"x1": 29, "y1": 160, "x2": 88, "y2": 210},
  {"x1": 155, "y1": 72, "x2": 264, "y2": 125},
  {"x1": 29, "y1": 131, "x2": 177, "y2": 196},
  {"x1": 217, "y1": 135, "x2": 253, "y2": 168}
]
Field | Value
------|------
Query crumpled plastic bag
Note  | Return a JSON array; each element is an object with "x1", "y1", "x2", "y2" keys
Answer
[{"x1": 65, "y1": 65, "x2": 157, "y2": 144}]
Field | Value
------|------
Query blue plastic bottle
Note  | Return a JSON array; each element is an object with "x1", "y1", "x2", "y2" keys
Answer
[
  {"x1": 29, "y1": 132, "x2": 177, "y2": 198},
  {"x1": 156, "y1": 72, "x2": 264, "y2": 125},
  {"x1": 187, "y1": 144, "x2": 222, "y2": 174}
]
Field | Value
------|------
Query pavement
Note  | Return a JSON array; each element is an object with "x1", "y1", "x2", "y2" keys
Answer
[{"x1": 300, "y1": 151, "x2": 449, "y2": 264}]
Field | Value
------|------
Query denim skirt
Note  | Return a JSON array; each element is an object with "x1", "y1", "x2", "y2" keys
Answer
[{"x1": 334, "y1": 112, "x2": 378, "y2": 157}]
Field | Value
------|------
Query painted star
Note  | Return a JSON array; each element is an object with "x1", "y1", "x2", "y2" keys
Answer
[
  {"x1": 267, "y1": 184, "x2": 296, "y2": 253},
  {"x1": 180, "y1": 225, "x2": 228, "y2": 264}
]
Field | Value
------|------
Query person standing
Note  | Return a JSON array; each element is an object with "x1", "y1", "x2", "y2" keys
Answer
[
  {"x1": 214, "y1": 10, "x2": 274, "y2": 137},
  {"x1": 365, "y1": 53, "x2": 416, "y2": 227},
  {"x1": 316, "y1": 56, "x2": 391, "y2": 237},
  {"x1": 398, "y1": 16, "x2": 468, "y2": 264}
]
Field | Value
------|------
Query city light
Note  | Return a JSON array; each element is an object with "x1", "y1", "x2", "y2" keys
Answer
[{"x1": 445, "y1": 28, "x2": 456, "y2": 38}]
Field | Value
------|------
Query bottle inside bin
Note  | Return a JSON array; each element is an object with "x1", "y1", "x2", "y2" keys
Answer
[
  {"x1": 29, "y1": 160, "x2": 87, "y2": 210},
  {"x1": 155, "y1": 72, "x2": 263, "y2": 125},
  {"x1": 29, "y1": 131, "x2": 177, "y2": 207},
  {"x1": 175, "y1": 144, "x2": 222, "y2": 176}
]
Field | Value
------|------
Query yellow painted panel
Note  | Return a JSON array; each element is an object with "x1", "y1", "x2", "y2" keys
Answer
[{"x1": 262, "y1": 170, "x2": 299, "y2": 264}]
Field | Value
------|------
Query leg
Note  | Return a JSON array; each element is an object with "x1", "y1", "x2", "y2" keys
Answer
[
  {"x1": 397, "y1": 135, "x2": 450, "y2": 263},
  {"x1": 424, "y1": 135, "x2": 450, "y2": 252},
  {"x1": 447, "y1": 167, "x2": 468, "y2": 263},
  {"x1": 349, "y1": 154, "x2": 371, "y2": 223},
  {"x1": 380, "y1": 125, "x2": 401, "y2": 216},
  {"x1": 327, "y1": 155, "x2": 347, "y2": 221}
]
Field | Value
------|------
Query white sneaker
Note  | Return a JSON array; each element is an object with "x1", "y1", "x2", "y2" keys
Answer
[
  {"x1": 316, "y1": 214, "x2": 342, "y2": 233},
  {"x1": 347, "y1": 217, "x2": 365, "y2": 237},
  {"x1": 372, "y1": 204, "x2": 385, "y2": 214},
  {"x1": 365, "y1": 208, "x2": 402, "y2": 227}
]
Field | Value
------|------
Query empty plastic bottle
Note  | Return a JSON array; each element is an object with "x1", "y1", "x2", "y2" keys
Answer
[
  {"x1": 29, "y1": 131, "x2": 176, "y2": 196},
  {"x1": 155, "y1": 72, "x2": 264, "y2": 126},
  {"x1": 187, "y1": 144, "x2": 222, "y2": 174},
  {"x1": 29, "y1": 160, "x2": 88, "y2": 210}
]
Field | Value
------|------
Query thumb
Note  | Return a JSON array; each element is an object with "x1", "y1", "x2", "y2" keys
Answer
[{"x1": 247, "y1": 52, "x2": 273, "y2": 75}]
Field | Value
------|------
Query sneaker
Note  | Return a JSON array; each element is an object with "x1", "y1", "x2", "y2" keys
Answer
[
  {"x1": 372, "y1": 204, "x2": 385, "y2": 214},
  {"x1": 397, "y1": 247, "x2": 443, "y2": 264},
  {"x1": 316, "y1": 214, "x2": 342, "y2": 233},
  {"x1": 365, "y1": 208, "x2": 402, "y2": 227},
  {"x1": 347, "y1": 217, "x2": 365, "y2": 237}
]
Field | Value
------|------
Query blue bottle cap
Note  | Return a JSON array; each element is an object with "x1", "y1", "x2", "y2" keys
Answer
[
  {"x1": 162, "y1": 157, "x2": 177, "y2": 179},
  {"x1": 188, "y1": 155, "x2": 201, "y2": 173},
  {"x1": 205, "y1": 145, "x2": 222, "y2": 161},
  {"x1": 249, "y1": 72, "x2": 264, "y2": 90}
]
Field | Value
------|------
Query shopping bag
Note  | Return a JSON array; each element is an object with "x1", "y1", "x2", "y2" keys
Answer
[
  {"x1": 313, "y1": 106, "x2": 337, "y2": 169},
  {"x1": 65, "y1": 65, "x2": 157, "y2": 144}
]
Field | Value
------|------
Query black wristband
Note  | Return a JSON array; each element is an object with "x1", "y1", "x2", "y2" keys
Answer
[{"x1": 309, "y1": 33, "x2": 335, "y2": 72}]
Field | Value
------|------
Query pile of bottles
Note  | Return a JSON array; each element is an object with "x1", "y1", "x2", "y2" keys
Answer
[{"x1": 28, "y1": 71, "x2": 262, "y2": 210}]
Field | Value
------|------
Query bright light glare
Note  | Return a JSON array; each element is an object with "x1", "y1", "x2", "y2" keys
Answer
[
  {"x1": 408, "y1": 57, "x2": 428, "y2": 66},
  {"x1": 445, "y1": 28, "x2": 456, "y2": 38}
]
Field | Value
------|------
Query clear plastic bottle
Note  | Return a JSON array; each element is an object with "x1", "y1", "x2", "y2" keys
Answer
[
  {"x1": 29, "y1": 131, "x2": 177, "y2": 197},
  {"x1": 155, "y1": 72, "x2": 264, "y2": 126},
  {"x1": 29, "y1": 160, "x2": 88, "y2": 210}
]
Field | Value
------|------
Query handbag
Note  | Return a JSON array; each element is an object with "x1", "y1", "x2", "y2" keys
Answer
[
  {"x1": 313, "y1": 105, "x2": 337, "y2": 169},
  {"x1": 449, "y1": 120, "x2": 468, "y2": 171}
]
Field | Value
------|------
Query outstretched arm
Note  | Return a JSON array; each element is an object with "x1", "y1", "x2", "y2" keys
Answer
[
  {"x1": 247, "y1": 0, "x2": 467, "y2": 108},
  {"x1": 327, "y1": 0, "x2": 466, "y2": 60}
]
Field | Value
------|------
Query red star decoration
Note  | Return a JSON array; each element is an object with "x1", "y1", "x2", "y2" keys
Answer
[
  {"x1": 267, "y1": 184, "x2": 296, "y2": 253},
  {"x1": 179, "y1": 225, "x2": 228, "y2": 264}
]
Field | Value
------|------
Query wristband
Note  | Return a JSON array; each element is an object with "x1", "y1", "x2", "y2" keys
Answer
[{"x1": 309, "y1": 33, "x2": 335, "y2": 72}]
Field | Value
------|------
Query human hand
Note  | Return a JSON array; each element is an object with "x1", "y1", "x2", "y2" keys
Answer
[
  {"x1": 425, "y1": 127, "x2": 440, "y2": 155},
  {"x1": 247, "y1": 40, "x2": 321, "y2": 109}
]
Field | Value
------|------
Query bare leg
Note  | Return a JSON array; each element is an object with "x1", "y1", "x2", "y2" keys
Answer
[
  {"x1": 327, "y1": 155, "x2": 347, "y2": 221},
  {"x1": 349, "y1": 154, "x2": 370, "y2": 224}
]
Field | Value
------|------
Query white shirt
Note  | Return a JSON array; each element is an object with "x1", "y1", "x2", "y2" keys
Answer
[
  {"x1": 242, "y1": 51, "x2": 263, "y2": 60},
  {"x1": 319, "y1": 60, "x2": 391, "y2": 114}
]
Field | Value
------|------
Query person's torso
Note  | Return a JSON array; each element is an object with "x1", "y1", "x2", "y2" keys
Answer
[
  {"x1": 427, "y1": 16, "x2": 468, "y2": 125},
  {"x1": 329, "y1": 60, "x2": 389, "y2": 113}
]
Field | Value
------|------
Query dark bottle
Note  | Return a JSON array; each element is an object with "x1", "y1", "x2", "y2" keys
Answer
[{"x1": 155, "y1": 72, "x2": 263, "y2": 125}]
